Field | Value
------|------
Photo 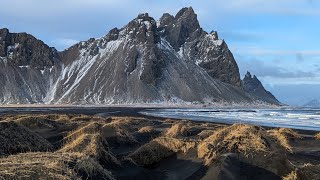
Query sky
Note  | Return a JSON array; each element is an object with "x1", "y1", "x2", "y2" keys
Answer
[{"x1": 0, "y1": 0, "x2": 319, "y2": 105}]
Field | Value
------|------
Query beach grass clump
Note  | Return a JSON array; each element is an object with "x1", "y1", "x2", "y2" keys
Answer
[
  {"x1": 197, "y1": 129, "x2": 215, "y2": 140},
  {"x1": 59, "y1": 123, "x2": 121, "y2": 168},
  {"x1": 102, "y1": 123, "x2": 138, "y2": 145},
  {"x1": 268, "y1": 128, "x2": 301, "y2": 153},
  {"x1": 63, "y1": 122, "x2": 102, "y2": 141},
  {"x1": 315, "y1": 133, "x2": 320, "y2": 140},
  {"x1": 283, "y1": 164, "x2": 320, "y2": 180},
  {"x1": 282, "y1": 170, "x2": 298, "y2": 180},
  {"x1": 0, "y1": 121, "x2": 52, "y2": 156},
  {"x1": 165, "y1": 123, "x2": 190, "y2": 137},
  {"x1": 128, "y1": 137, "x2": 196, "y2": 166},
  {"x1": 198, "y1": 124, "x2": 269, "y2": 164},
  {"x1": 0, "y1": 152, "x2": 115, "y2": 180},
  {"x1": 15, "y1": 115, "x2": 64, "y2": 129},
  {"x1": 138, "y1": 126, "x2": 155, "y2": 133}
]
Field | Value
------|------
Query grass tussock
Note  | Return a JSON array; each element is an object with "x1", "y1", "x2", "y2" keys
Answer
[
  {"x1": 282, "y1": 170, "x2": 298, "y2": 180},
  {"x1": 197, "y1": 124, "x2": 294, "y2": 175},
  {"x1": 59, "y1": 123, "x2": 121, "y2": 168},
  {"x1": 129, "y1": 137, "x2": 196, "y2": 166},
  {"x1": 0, "y1": 152, "x2": 115, "y2": 180},
  {"x1": 138, "y1": 126, "x2": 155, "y2": 133},
  {"x1": 15, "y1": 115, "x2": 64, "y2": 129},
  {"x1": 63, "y1": 122, "x2": 102, "y2": 141},
  {"x1": 283, "y1": 164, "x2": 320, "y2": 180},
  {"x1": 298, "y1": 164, "x2": 320, "y2": 180},
  {"x1": 268, "y1": 128, "x2": 301, "y2": 153},
  {"x1": 165, "y1": 123, "x2": 190, "y2": 137},
  {"x1": 198, "y1": 124, "x2": 269, "y2": 164},
  {"x1": 197, "y1": 130, "x2": 215, "y2": 140},
  {"x1": 0, "y1": 121, "x2": 52, "y2": 156},
  {"x1": 102, "y1": 123, "x2": 138, "y2": 145},
  {"x1": 315, "y1": 133, "x2": 320, "y2": 140}
]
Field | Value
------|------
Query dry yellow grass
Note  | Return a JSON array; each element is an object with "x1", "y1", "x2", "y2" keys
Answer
[
  {"x1": 0, "y1": 121, "x2": 52, "y2": 155},
  {"x1": 268, "y1": 128, "x2": 301, "y2": 153},
  {"x1": 315, "y1": 133, "x2": 320, "y2": 140},
  {"x1": 63, "y1": 122, "x2": 102, "y2": 141},
  {"x1": 297, "y1": 164, "x2": 320, "y2": 180},
  {"x1": 59, "y1": 123, "x2": 121, "y2": 168},
  {"x1": 283, "y1": 164, "x2": 320, "y2": 180},
  {"x1": 278, "y1": 128, "x2": 302, "y2": 139},
  {"x1": 198, "y1": 124, "x2": 269, "y2": 164},
  {"x1": 108, "y1": 117, "x2": 141, "y2": 129},
  {"x1": 102, "y1": 123, "x2": 138, "y2": 145},
  {"x1": 197, "y1": 129, "x2": 215, "y2": 140},
  {"x1": 138, "y1": 126, "x2": 155, "y2": 133},
  {"x1": 282, "y1": 170, "x2": 298, "y2": 180},
  {"x1": 0, "y1": 152, "x2": 115, "y2": 180},
  {"x1": 165, "y1": 123, "x2": 190, "y2": 137},
  {"x1": 15, "y1": 115, "x2": 64, "y2": 129},
  {"x1": 129, "y1": 137, "x2": 196, "y2": 166}
]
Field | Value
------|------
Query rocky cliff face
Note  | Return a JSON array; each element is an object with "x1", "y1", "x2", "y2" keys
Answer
[
  {"x1": 0, "y1": 7, "x2": 275, "y2": 105},
  {"x1": 242, "y1": 72, "x2": 280, "y2": 105},
  {"x1": 0, "y1": 28, "x2": 62, "y2": 104},
  {"x1": 0, "y1": 28, "x2": 58, "y2": 68},
  {"x1": 158, "y1": 8, "x2": 241, "y2": 87}
]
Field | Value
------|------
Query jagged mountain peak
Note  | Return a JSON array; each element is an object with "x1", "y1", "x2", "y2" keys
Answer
[
  {"x1": 157, "y1": 7, "x2": 201, "y2": 50},
  {"x1": 0, "y1": 28, "x2": 9, "y2": 36},
  {"x1": 175, "y1": 7, "x2": 196, "y2": 19},
  {"x1": 209, "y1": 31, "x2": 219, "y2": 40},
  {"x1": 137, "y1": 13, "x2": 152, "y2": 20},
  {"x1": 0, "y1": 28, "x2": 58, "y2": 69},
  {"x1": 242, "y1": 72, "x2": 280, "y2": 105},
  {"x1": 244, "y1": 71, "x2": 252, "y2": 78},
  {"x1": 243, "y1": 72, "x2": 262, "y2": 86},
  {"x1": 158, "y1": 13, "x2": 175, "y2": 27}
]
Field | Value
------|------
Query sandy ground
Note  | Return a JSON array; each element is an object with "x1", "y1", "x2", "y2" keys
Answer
[{"x1": 0, "y1": 109, "x2": 319, "y2": 179}]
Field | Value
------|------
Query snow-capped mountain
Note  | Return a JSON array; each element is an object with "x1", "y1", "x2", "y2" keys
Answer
[{"x1": 0, "y1": 7, "x2": 279, "y2": 105}]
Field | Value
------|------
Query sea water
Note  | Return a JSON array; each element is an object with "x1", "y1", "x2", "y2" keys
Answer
[{"x1": 140, "y1": 107, "x2": 320, "y2": 131}]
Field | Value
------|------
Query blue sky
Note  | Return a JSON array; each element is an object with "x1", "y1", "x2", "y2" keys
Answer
[{"x1": 1, "y1": 0, "x2": 319, "y2": 105}]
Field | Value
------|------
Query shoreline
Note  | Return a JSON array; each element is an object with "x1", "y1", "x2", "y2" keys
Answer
[
  {"x1": 1, "y1": 106, "x2": 318, "y2": 132},
  {"x1": 0, "y1": 102, "x2": 287, "y2": 108}
]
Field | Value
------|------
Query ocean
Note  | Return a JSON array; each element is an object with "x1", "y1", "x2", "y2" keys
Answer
[{"x1": 141, "y1": 107, "x2": 320, "y2": 131}]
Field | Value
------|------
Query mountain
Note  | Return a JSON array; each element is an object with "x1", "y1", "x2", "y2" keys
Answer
[
  {"x1": 303, "y1": 99, "x2": 320, "y2": 107},
  {"x1": 0, "y1": 28, "x2": 62, "y2": 103},
  {"x1": 0, "y1": 7, "x2": 278, "y2": 105},
  {"x1": 242, "y1": 72, "x2": 280, "y2": 105}
]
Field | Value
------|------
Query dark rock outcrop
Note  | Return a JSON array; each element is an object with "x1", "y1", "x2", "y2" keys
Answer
[
  {"x1": 242, "y1": 72, "x2": 280, "y2": 105},
  {"x1": 0, "y1": 28, "x2": 62, "y2": 104},
  {"x1": 158, "y1": 7, "x2": 241, "y2": 87},
  {"x1": 0, "y1": 28, "x2": 58, "y2": 69}
]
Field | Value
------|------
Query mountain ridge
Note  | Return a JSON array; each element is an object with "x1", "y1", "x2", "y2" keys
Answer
[{"x1": 0, "y1": 7, "x2": 280, "y2": 105}]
